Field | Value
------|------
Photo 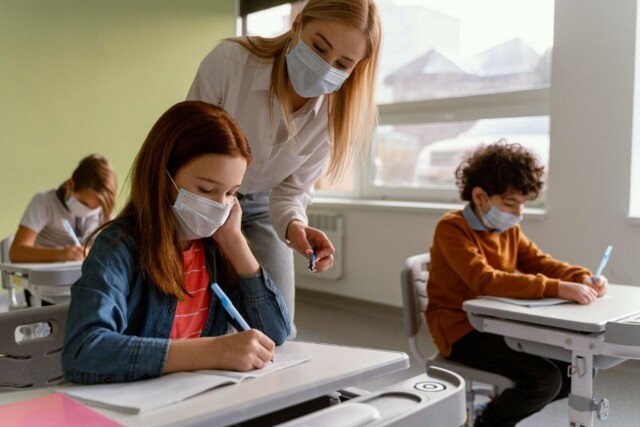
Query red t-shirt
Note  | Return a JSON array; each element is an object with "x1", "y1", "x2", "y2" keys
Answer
[{"x1": 170, "y1": 240, "x2": 210, "y2": 339}]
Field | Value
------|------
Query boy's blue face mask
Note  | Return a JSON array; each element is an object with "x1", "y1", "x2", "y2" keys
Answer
[
  {"x1": 481, "y1": 192, "x2": 523, "y2": 232},
  {"x1": 285, "y1": 27, "x2": 350, "y2": 98}
]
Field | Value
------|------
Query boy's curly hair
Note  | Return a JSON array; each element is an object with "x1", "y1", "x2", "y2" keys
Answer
[{"x1": 455, "y1": 139, "x2": 545, "y2": 203}]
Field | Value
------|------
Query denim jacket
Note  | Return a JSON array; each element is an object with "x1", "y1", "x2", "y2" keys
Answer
[{"x1": 62, "y1": 218, "x2": 291, "y2": 384}]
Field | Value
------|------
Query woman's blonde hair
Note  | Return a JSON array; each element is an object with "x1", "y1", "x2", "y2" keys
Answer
[{"x1": 232, "y1": 0, "x2": 382, "y2": 180}]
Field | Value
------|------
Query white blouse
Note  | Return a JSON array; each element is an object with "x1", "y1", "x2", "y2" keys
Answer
[{"x1": 187, "y1": 40, "x2": 331, "y2": 242}]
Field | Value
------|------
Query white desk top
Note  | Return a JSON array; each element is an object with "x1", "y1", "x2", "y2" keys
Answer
[
  {"x1": 0, "y1": 261, "x2": 82, "y2": 293},
  {"x1": 0, "y1": 340, "x2": 410, "y2": 427},
  {"x1": 0, "y1": 261, "x2": 82, "y2": 273},
  {"x1": 463, "y1": 284, "x2": 640, "y2": 333}
]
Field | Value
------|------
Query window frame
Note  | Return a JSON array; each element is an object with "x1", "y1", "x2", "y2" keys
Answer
[{"x1": 367, "y1": 88, "x2": 550, "y2": 205}]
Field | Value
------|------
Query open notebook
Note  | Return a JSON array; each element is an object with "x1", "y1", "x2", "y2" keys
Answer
[
  {"x1": 478, "y1": 296, "x2": 571, "y2": 307},
  {"x1": 63, "y1": 353, "x2": 310, "y2": 413}
]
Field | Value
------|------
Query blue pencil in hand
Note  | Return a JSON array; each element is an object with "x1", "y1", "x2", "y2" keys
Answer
[
  {"x1": 211, "y1": 283, "x2": 250, "y2": 331},
  {"x1": 62, "y1": 219, "x2": 81, "y2": 245}
]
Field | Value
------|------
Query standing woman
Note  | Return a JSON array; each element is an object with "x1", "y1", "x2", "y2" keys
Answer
[{"x1": 187, "y1": 0, "x2": 382, "y2": 330}]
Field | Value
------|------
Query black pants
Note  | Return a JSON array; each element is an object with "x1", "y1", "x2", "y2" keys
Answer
[{"x1": 448, "y1": 331, "x2": 571, "y2": 427}]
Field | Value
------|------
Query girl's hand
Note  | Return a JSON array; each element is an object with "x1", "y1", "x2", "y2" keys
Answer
[
  {"x1": 286, "y1": 221, "x2": 335, "y2": 273},
  {"x1": 213, "y1": 197, "x2": 244, "y2": 247},
  {"x1": 558, "y1": 281, "x2": 598, "y2": 304},
  {"x1": 165, "y1": 329, "x2": 275, "y2": 373},
  {"x1": 60, "y1": 245, "x2": 85, "y2": 261},
  {"x1": 206, "y1": 329, "x2": 275, "y2": 371},
  {"x1": 212, "y1": 198, "x2": 260, "y2": 276},
  {"x1": 583, "y1": 275, "x2": 609, "y2": 297}
]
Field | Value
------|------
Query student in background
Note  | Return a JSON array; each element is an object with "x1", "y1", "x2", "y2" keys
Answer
[
  {"x1": 9, "y1": 154, "x2": 117, "y2": 262},
  {"x1": 426, "y1": 141, "x2": 608, "y2": 427},
  {"x1": 187, "y1": 0, "x2": 382, "y2": 330},
  {"x1": 63, "y1": 101, "x2": 291, "y2": 384}
]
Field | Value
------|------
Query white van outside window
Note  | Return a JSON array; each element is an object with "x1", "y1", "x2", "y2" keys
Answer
[{"x1": 412, "y1": 116, "x2": 549, "y2": 188}]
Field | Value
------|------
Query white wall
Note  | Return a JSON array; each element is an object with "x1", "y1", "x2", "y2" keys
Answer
[{"x1": 297, "y1": 0, "x2": 640, "y2": 307}]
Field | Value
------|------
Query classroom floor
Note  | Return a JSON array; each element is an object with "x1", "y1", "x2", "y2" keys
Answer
[{"x1": 294, "y1": 288, "x2": 640, "y2": 427}]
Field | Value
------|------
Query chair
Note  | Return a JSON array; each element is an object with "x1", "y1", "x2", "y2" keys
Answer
[
  {"x1": 401, "y1": 253, "x2": 515, "y2": 426},
  {"x1": 0, "y1": 303, "x2": 69, "y2": 391},
  {"x1": 1, "y1": 234, "x2": 22, "y2": 309}
]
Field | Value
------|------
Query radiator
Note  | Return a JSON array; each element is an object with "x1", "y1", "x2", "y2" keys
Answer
[{"x1": 294, "y1": 212, "x2": 343, "y2": 280}]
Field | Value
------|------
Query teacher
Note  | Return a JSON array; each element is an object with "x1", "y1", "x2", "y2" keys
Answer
[{"x1": 187, "y1": 0, "x2": 382, "y2": 334}]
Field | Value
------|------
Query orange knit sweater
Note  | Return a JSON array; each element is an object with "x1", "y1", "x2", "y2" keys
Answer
[{"x1": 426, "y1": 209, "x2": 591, "y2": 357}]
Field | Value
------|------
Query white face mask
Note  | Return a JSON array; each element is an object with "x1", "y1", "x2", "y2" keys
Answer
[
  {"x1": 481, "y1": 193, "x2": 523, "y2": 232},
  {"x1": 167, "y1": 171, "x2": 233, "y2": 241},
  {"x1": 285, "y1": 28, "x2": 350, "y2": 98},
  {"x1": 66, "y1": 195, "x2": 102, "y2": 218}
]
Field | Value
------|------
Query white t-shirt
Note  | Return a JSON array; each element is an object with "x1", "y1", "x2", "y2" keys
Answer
[
  {"x1": 19, "y1": 188, "x2": 103, "y2": 248},
  {"x1": 187, "y1": 39, "x2": 332, "y2": 241}
]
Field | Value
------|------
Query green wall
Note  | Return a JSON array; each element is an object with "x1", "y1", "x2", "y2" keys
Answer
[{"x1": 0, "y1": 0, "x2": 236, "y2": 238}]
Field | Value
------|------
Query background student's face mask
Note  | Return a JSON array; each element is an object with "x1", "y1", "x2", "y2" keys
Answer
[
  {"x1": 481, "y1": 193, "x2": 523, "y2": 232},
  {"x1": 66, "y1": 195, "x2": 102, "y2": 218},
  {"x1": 285, "y1": 28, "x2": 350, "y2": 98},
  {"x1": 167, "y1": 172, "x2": 233, "y2": 241}
]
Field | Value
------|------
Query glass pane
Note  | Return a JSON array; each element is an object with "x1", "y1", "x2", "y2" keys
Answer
[
  {"x1": 244, "y1": 3, "x2": 304, "y2": 37},
  {"x1": 374, "y1": 116, "x2": 550, "y2": 189},
  {"x1": 377, "y1": 0, "x2": 554, "y2": 104}
]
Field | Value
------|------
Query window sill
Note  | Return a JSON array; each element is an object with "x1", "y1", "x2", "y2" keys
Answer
[{"x1": 312, "y1": 197, "x2": 547, "y2": 220}]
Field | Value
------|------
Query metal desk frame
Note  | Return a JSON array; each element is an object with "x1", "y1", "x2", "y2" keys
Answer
[{"x1": 463, "y1": 284, "x2": 640, "y2": 427}]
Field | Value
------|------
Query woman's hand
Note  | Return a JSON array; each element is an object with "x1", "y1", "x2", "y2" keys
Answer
[
  {"x1": 558, "y1": 281, "x2": 598, "y2": 304},
  {"x1": 583, "y1": 275, "x2": 609, "y2": 297},
  {"x1": 286, "y1": 220, "x2": 335, "y2": 273}
]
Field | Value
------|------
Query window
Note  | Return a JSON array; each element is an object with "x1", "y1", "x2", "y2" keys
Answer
[
  {"x1": 368, "y1": 0, "x2": 554, "y2": 204},
  {"x1": 238, "y1": 0, "x2": 554, "y2": 204},
  {"x1": 238, "y1": 1, "x2": 299, "y2": 37}
]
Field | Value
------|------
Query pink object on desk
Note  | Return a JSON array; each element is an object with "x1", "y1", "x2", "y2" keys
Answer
[{"x1": 0, "y1": 392, "x2": 123, "y2": 427}]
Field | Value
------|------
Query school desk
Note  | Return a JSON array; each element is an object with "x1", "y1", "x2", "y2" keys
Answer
[
  {"x1": 0, "y1": 340, "x2": 411, "y2": 426},
  {"x1": 463, "y1": 283, "x2": 640, "y2": 427},
  {"x1": 0, "y1": 260, "x2": 81, "y2": 308}
]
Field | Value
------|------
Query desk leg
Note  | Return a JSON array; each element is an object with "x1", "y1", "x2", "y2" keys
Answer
[
  {"x1": 28, "y1": 286, "x2": 42, "y2": 307},
  {"x1": 568, "y1": 351, "x2": 595, "y2": 427}
]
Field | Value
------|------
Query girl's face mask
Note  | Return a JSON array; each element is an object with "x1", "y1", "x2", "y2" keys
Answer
[
  {"x1": 167, "y1": 171, "x2": 233, "y2": 241},
  {"x1": 66, "y1": 195, "x2": 102, "y2": 218}
]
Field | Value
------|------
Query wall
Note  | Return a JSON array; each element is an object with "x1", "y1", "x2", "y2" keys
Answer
[
  {"x1": 297, "y1": 0, "x2": 640, "y2": 307},
  {"x1": 0, "y1": 0, "x2": 236, "y2": 238},
  {"x1": 3, "y1": 1, "x2": 638, "y2": 310}
]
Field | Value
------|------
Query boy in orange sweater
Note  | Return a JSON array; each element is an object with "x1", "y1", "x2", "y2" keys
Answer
[{"x1": 426, "y1": 141, "x2": 608, "y2": 427}]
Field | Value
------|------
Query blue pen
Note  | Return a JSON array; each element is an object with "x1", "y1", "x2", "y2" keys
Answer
[
  {"x1": 592, "y1": 245, "x2": 613, "y2": 284},
  {"x1": 211, "y1": 283, "x2": 251, "y2": 331},
  {"x1": 308, "y1": 249, "x2": 317, "y2": 272},
  {"x1": 63, "y1": 219, "x2": 81, "y2": 245}
]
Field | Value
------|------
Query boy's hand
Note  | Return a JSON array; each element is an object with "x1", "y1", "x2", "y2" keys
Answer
[
  {"x1": 558, "y1": 281, "x2": 598, "y2": 304},
  {"x1": 584, "y1": 275, "x2": 609, "y2": 297}
]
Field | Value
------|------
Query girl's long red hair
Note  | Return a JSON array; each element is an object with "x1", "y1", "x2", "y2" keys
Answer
[{"x1": 118, "y1": 101, "x2": 252, "y2": 298}]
